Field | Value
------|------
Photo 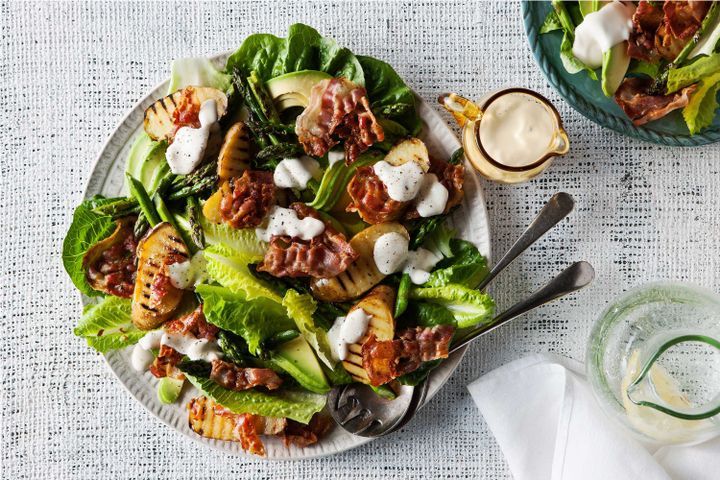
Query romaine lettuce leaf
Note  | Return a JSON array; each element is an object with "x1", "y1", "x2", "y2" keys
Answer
[
  {"x1": 404, "y1": 302, "x2": 457, "y2": 328},
  {"x1": 560, "y1": 32, "x2": 599, "y2": 80},
  {"x1": 196, "y1": 284, "x2": 294, "y2": 355},
  {"x1": 408, "y1": 283, "x2": 495, "y2": 329},
  {"x1": 62, "y1": 196, "x2": 118, "y2": 297},
  {"x1": 74, "y1": 296, "x2": 148, "y2": 352},
  {"x1": 200, "y1": 216, "x2": 267, "y2": 257},
  {"x1": 226, "y1": 23, "x2": 364, "y2": 85},
  {"x1": 204, "y1": 243, "x2": 281, "y2": 303},
  {"x1": 282, "y1": 290, "x2": 335, "y2": 369},
  {"x1": 682, "y1": 71, "x2": 720, "y2": 134},
  {"x1": 424, "y1": 239, "x2": 489, "y2": 289},
  {"x1": 422, "y1": 223, "x2": 455, "y2": 259},
  {"x1": 667, "y1": 53, "x2": 720, "y2": 92},
  {"x1": 168, "y1": 57, "x2": 231, "y2": 93},
  {"x1": 540, "y1": 10, "x2": 563, "y2": 34},
  {"x1": 182, "y1": 369, "x2": 325, "y2": 424},
  {"x1": 358, "y1": 55, "x2": 422, "y2": 134},
  {"x1": 225, "y1": 23, "x2": 421, "y2": 134}
]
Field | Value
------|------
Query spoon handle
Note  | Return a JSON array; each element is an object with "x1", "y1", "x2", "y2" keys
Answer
[
  {"x1": 476, "y1": 192, "x2": 575, "y2": 292},
  {"x1": 451, "y1": 261, "x2": 595, "y2": 354}
]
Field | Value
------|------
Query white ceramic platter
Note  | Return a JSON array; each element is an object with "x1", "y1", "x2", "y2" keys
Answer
[{"x1": 81, "y1": 54, "x2": 490, "y2": 459}]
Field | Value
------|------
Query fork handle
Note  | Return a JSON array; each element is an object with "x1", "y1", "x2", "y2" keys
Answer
[
  {"x1": 450, "y1": 261, "x2": 595, "y2": 353},
  {"x1": 476, "y1": 192, "x2": 575, "y2": 292}
]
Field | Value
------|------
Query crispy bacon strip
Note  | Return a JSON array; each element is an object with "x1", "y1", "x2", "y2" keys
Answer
[
  {"x1": 149, "y1": 307, "x2": 218, "y2": 379},
  {"x1": 628, "y1": 1, "x2": 710, "y2": 61},
  {"x1": 219, "y1": 170, "x2": 276, "y2": 229},
  {"x1": 346, "y1": 165, "x2": 408, "y2": 224},
  {"x1": 361, "y1": 325, "x2": 454, "y2": 386},
  {"x1": 210, "y1": 359, "x2": 283, "y2": 391},
  {"x1": 164, "y1": 305, "x2": 219, "y2": 340},
  {"x1": 149, "y1": 344, "x2": 184, "y2": 379},
  {"x1": 664, "y1": 1, "x2": 710, "y2": 39},
  {"x1": 405, "y1": 158, "x2": 464, "y2": 220},
  {"x1": 281, "y1": 414, "x2": 333, "y2": 448},
  {"x1": 295, "y1": 78, "x2": 384, "y2": 163},
  {"x1": 258, "y1": 203, "x2": 358, "y2": 278},
  {"x1": 614, "y1": 77, "x2": 698, "y2": 126}
]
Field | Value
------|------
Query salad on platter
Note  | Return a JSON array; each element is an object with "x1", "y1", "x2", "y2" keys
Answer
[
  {"x1": 541, "y1": 0, "x2": 720, "y2": 134},
  {"x1": 62, "y1": 24, "x2": 494, "y2": 455}
]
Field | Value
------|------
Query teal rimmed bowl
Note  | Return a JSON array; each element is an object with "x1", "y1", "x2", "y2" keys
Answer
[{"x1": 522, "y1": 1, "x2": 720, "y2": 146}]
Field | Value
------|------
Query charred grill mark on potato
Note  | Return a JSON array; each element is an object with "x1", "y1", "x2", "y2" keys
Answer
[{"x1": 131, "y1": 222, "x2": 189, "y2": 330}]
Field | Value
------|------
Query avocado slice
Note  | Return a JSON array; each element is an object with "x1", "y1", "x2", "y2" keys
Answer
[
  {"x1": 265, "y1": 70, "x2": 332, "y2": 110},
  {"x1": 125, "y1": 133, "x2": 168, "y2": 192},
  {"x1": 579, "y1": 0, "x2": 609, "y2": 17},
  {"x1": 270, "y1": 336, "x2": 331, "y2": 394},
  {"x1": 602, "y1": 41, "x2": 630, "y2": 97},
  {"x1": 157, "y1": 377, "x2": 184, "y2": 404}
]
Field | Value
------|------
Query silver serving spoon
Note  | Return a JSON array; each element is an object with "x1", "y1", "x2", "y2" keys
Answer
[
  {"x1": 329, "y1": 260, "x2": 595, "y2": 437},
  {"x1": 328, "y1": 192, "x2": 582, "y2": 437}
]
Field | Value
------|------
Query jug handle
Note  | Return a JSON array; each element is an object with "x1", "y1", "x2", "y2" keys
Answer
[
  {"x1": 626, "y1": 334, "x2": 720, "y2": 420},
  {"x1": 438, "y1": 93, "x2": 483, "y2": 127}
]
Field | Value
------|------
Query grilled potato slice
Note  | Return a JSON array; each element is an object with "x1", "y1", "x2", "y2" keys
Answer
[
  {"x1": 188, "y1": 396, "x2": 237, "y2": 441},
  {"x1": 342, "y1": 285, "x2": 396, "y2": 384},
  {"x1": 310, "y1": 222, "x2": 409, "y2": 302},
  {"x1": 217, "y1": 122, "x2": 253, "y2": 181},
  {"x1": 82, "y1": 216, "x2": 135, "y2": 296},
  {"x1": 144, "y1": 86, "x2": 228, "y2": 142},
  {"x1": 202, "y1": 188, "x2": 224, "y2": 224},
  {"x1": 384, "y1": 137, "x2": 430, "y2": 173},
  {"x1": 132, "y1": 222, "x2": 189, "y2": 330},
  {"x1": 188, "y1": 397, "x2": 287, "y2": 441}
]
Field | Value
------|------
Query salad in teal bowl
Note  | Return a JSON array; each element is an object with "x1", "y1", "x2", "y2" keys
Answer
[{"x1": 523, "y1": 0, "x2": 720, "y2": 146}]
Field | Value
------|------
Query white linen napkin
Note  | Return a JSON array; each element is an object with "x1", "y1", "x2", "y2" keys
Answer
[{"x1": 467, "y1": 354, "x2": 720, "y2": 480}]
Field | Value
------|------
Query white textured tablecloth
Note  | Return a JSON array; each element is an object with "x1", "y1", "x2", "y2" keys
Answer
[{"x1": 4, "y1": 1, "x2": 720, "y2": 478}]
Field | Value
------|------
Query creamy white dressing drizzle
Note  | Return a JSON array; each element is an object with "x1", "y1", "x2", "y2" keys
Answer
[
  {"x1": 130, "y1": 328, "x2": 222, "y2": 372},
  {"x1": 328, "y1": 308, "x2": 373, "y2": 361},
  {"x1": 256, "y1": 205, "x2": 325, "y2": 243},
  {"x1": 167, "y1": 251, "x2": 208, "y2": 290},
  {"x1": 327, "y1": 150, "x2": 345, "y2": 166},
  {"x1": 373, "y1": 160, "x2": 425, "y2": 202},
  {"x1": 165, "y1": 99, "x2": 219, "y2": 175},
  {"x1": 479, "y1": 92, "x2": 556, "y2": 167},
  {"x1": 572, "y1": 1, "x2": 635, "y2": 68},
  {"x1": 373, "y1": 232, "x2": 409, "y2": 275},
  {"x1": 273, "y1": 157, "x2": 319, "y2": 190},
  {"x1": 415, "y1": 173, "x2": 449, "y2": 217},
  {"x1": 403, "y1": 248, "x2": 442, "y2": 284}
]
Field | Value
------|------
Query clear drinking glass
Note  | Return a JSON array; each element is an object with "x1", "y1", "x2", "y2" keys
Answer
[{"x1": 587, "y1": 282, "x2": 720, "y2": 446}]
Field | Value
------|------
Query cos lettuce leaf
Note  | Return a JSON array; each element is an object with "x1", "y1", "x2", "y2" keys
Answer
[
  {"x1": 204, "y1": 243, "x2": 281, "y2": 303},
  {"x1": 682, "y1": 71, "x2": 720, "y2": 134},
  {"x1": 200, "y1": 217, "x2": 267, "y2": 257},
  {"x1": 282, "y1": 290, "x2": 335, "y2": 369},
  {"x1": 196, "y1": 284, "x2": 294, "y2": 355},
  {"x1": 182, "y1": 368, "x2": 325, "y2": 424},
  {"x1": 168, "y1": 57, "x2": 231, "y2": 93},
  {"x1": 408, "y1": 283, "x2": 495, "y2": 329},
  {"x1": 404, "y1": 302, "x2": 456, "y2": 328},
  {"x1": 539, "y1": 10, "x2": 563, "y2": 34},
  {"x1": 62, "y1": 196, "x2": 118, "y2": 297},
  {"x1": 358, "y1": 55, "x2": 422, "y2": 134},
  {"x1": 424, "y1": 239, "x2": 489, "y2": 289},
  {"x1": 226, "y1": 23, "x2": 364, "y2": 85},
  {"x1": 225, "y1": 23, "x2": 421, "y2": 134},
  {"x1": 74, "y1": 296, "x2": 148, "y2": 352},
  {"x1": 667, "y1": 53, "x2": 720, "y2": 92}
]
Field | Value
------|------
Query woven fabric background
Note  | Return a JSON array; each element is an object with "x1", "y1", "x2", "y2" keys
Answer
[{"x1": 3, "y1": 1, "x2": 720, "y2": 478}]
